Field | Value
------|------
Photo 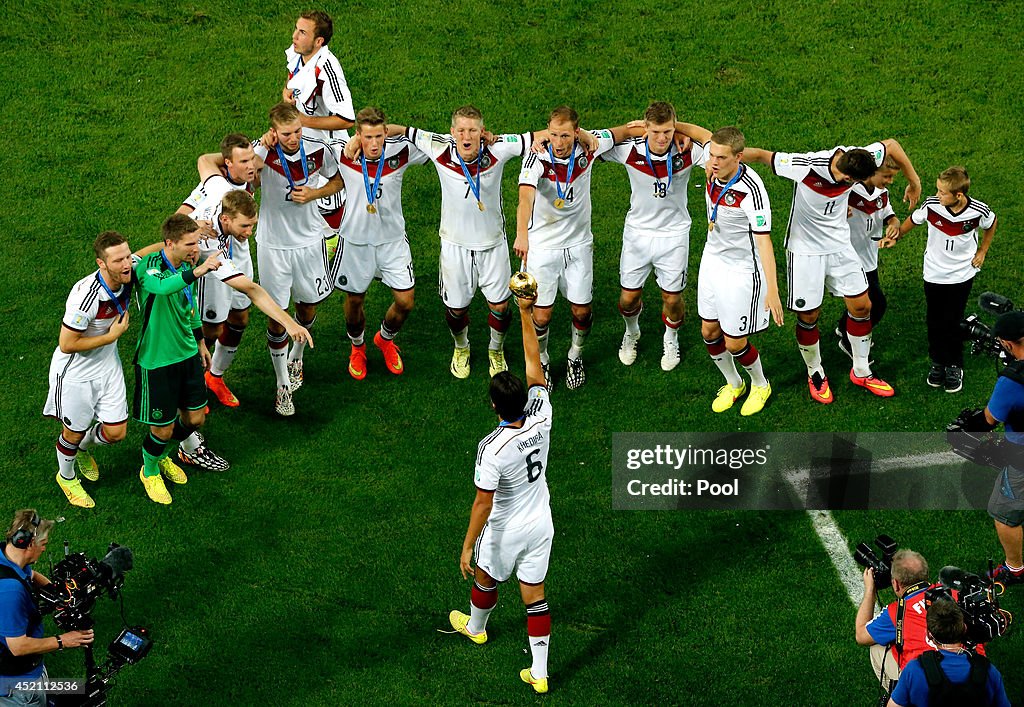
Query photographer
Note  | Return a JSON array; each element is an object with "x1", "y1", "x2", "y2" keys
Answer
[
  {"x1": 980, "y1": 311, "x2": 1024, "y2": 586},
  {"x1": 887, "y1": 598, "x2": 1009, "y2": 707},
  {"x1": 855, "y1": 550, "x2": 934, "y2": 693},
  {"x1": 0, "y1": 510, "x2": 93, "y2": 706}
]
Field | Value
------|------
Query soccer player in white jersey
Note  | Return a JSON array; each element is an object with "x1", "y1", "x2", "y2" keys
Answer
[
  {"x1": 835, "y1": 156, "x2": 900, "y2": 359},
  {"x1": 449, "y1": 289, "x2": 554, "y2": 695},
  {"x1": 742, "y1": 138, "x2": 921, "y2": 404},
  {"x1": 43, "y1": 232, "x2": 135, "y2": 508},
  {"x1": 282, "y1": 10, "x2": 355, "y2": 236},
  {"x1": 515, "y1": 106, "x2": 628, "y2": 390},
  {"x1": 249, "y1": 102, "x2": 342, "y2": 414},
  {"x1": 334, "y1": 107, "x2": 428, "y2": 379},
  {"x1": 177, "y1": 133, "x2": 257, "y2": 217},
  {"x1": 604, "y1": 101, "x2": 702, "y2": 372},
  {"x1": 387, "y1": 105, "x2": 536, "y2": 379},
  {"x1": 886, "y1": 166, "x2": 998, "y2": 393},
  {"x1": 672, "y1": 124, "x2": 783, "y2": 415}
]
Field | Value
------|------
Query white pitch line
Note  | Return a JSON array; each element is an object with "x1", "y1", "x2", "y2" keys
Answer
[{"x1": 786, "y1": 450, "x2": 962, "y2": 606}]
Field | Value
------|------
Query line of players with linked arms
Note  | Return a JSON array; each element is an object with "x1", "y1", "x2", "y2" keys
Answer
[{"x1": 43, "y1": 95, "x2": 1000, "y2": 511}]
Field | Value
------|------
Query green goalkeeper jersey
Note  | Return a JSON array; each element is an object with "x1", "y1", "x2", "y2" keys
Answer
[{"x1": 133, "y1": 251, "x2": 202, "y2": 369}]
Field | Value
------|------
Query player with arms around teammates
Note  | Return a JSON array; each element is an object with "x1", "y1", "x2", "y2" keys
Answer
[
  {"x1": 218, "y1": 102, "x2": 342, "y2": 415},
  {"x1": 44, "y1": 232, "x2": 140, "y2": 508},
  {"x1": 388, "y1": 105, "x2": 538, "y2": 379},
  {"x1": 335, "y1": 107, "x2": 429, "y2": 380},
  {"x1": 605, "y1": 101, "x2": 703, "y2": 372},
  {"x1": 672, "y1": 122, "x2": 783, "y2": 415},
  {"x1": 449, "y1": 281, "x2": 554, "y2": 695},
  {"x1": 743, "y1": 135, "x2": 920, "y2": 404},
  {"x1": 515, "y1": 106, "x2": 628, "y2": 390}
]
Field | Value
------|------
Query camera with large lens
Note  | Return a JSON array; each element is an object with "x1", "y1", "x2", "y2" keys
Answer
[
  {"x1": 925, "y1": 565, "x2": 1012, "y2": 648},
  {"x1": 961, "y1": 292, "x2": 1018, "y2": 361},
  {"x1": 37, "y1": 543, "x2": 152, "y2": 706},
  {"x1": 853, "y1": 534, "x2": 897, "y2": 585}
]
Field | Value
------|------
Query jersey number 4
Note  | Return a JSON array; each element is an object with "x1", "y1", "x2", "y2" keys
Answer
[{"x1": 526, "y1": 449, "x2": 544, "y2": 483}]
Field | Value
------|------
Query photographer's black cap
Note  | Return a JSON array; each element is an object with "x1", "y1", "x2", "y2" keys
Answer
[{"x1": 994, "y1": 311, "x2": 1024, "y2": 341}]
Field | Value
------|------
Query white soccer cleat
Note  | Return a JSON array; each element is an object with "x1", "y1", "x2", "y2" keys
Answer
[
  {"x1": 275, "y1": 385, "x2": 295, "y2": 416},
  {"x1": 661, "y1": 340, "x2": 681, "y2": 371},
  {"x1": 287, "y1": 359, "x2": 304, "y2": 392},
  {"x1": 618, "y1": 332, "x2": 640, "y2": 366},
  {"x1": 565, "y1": 357, "x2": 586, "y2": 390}
]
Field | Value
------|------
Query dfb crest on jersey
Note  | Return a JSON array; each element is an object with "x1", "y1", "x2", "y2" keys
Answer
[
  {"x1": 306, "y1": 157, "x2": 316, "y2": 173},
  {"x1": 875, "y1": 198, "x2": 884, "y2": 208},
  {"x1": 963, "y1": 221, "x2": 974, "y2": 232},
  {"x1": 724, "y1": 192, "x2": 737, "y2": 206},
  {"x1": 480, "y1": 154, "x2": 492, "y2": 169},
  {"x1": 387, "y1": 157, "x2": 400, "y2": 170},
  {"x1": 672, "y1": 154, "x2": 684, "y2": 171},
  {"x1": 577, "y1": 155, "x2": 588, "y2": 170}
]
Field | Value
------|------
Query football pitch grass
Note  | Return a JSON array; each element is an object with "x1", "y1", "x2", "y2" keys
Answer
[{"x1": 3, "y1": 0, "x2": 1024, "y2": 703}]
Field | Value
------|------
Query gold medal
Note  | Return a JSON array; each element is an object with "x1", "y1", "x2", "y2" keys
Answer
[
  {"x1": 708, "y1": 221, "x2": 715, "y2": 232},
  {"x1": 554, "y1": 198, "x2": 565, "y2": 209},
  {"x1": 477, "y1": 201, "x2": 485, "y2": 212},
  {"x1": 367, "y1": 204, "x2": 377, "y2": 214}
]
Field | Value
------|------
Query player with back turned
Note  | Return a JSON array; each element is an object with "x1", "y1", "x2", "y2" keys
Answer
[{"x1": 448, "y1": 273, "x2": 555, "y2": 695}]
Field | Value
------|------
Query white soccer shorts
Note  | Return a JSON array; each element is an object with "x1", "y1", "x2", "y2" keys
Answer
[
  {"x1": 257, "y1": 241, "x2": 334, "y2": 308},
  {"x1": 198, "y1": 244, "x2": 254, "y2": 324},
  {"x1": 524, "y1": 242, "x2": 593, "y2": 308},
  {"x1": 697, "y1": 254, "x2": 770, "y2": 338},
  {"x1": 438, "y1": 240, "x2": 512, "y2": 309},
  {"x1": 333, "y1": 238, "x2": 415, "y2": 294},
  {"x1": 619, "y1": 233, "x2": 688, "y2": 292},
  {"x1": 44, "y1": 369, "x2": 128, "y2": 432},
  {"x1": 474, "y1": 514, "x2": 554, "y2": 585},
  {"x1": 786, "y1": 248, "x2": 868, "y2": 311}
]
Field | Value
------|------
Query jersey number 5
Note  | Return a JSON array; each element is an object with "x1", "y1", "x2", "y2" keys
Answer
[{"x1": 526, "y1": 449, "x2": 544, "y2": 483}]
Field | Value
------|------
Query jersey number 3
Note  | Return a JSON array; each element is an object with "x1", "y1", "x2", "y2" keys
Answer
[{"x1": 526, "y1": 449, "x2": 544, "y2": 483}]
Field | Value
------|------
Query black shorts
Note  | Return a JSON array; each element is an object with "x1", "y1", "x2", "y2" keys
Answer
[
  {"x1": 133, "y1": 355, "x2": 207, "y2": 426},
  {"x1": 987, "y1": 464, "x2": 1024, "y2": 527}
]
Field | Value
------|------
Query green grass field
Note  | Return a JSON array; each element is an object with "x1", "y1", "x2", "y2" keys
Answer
[{"x1": 2, "y1": 1, "x2": 1024, "y2": 704}]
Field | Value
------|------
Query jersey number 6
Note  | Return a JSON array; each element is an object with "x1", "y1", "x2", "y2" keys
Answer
[{"x1": 526, "y1": 449, "x2": 544, "y2": 483}]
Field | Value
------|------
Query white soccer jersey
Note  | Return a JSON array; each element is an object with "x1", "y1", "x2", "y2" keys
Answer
[
  {"x1": 193, "y1": 201, "x2": 249, "y2": 284},
  {"x1": 180, "y1": 171, "x2": 253, "y2": 213},
  {"x1": 694, "y1": 155, "x2": 772, "y2": 273},
  {"x1": 603, "y1": 137, "x2": 703, "y2": 239},
  {"x1": 51, "y1": 271, "x2": 133, "y2": 382},
  {"x1": 407, "y1": 128, "x2": 531, "y2": 249},
  {"x1": 772, "y1": 142, "x2": 886, "y2": 255},
  {"x1": 848, "y1": 183, "x2": 895, "y2": 272},
  {"x1": 911, "y1": 196, "x2": 995, "y2": 284},
  {"x1": 475, "y1": 386, "x2": 553, "y2": 530},
  {"x1": 335, "y1": 136, "x2": 428, "y2": 246},
  {"x1": 254, "y1": 137, "x2": 339, "y2": 249},
  {"x1": 285, "y1": 45, "x2": 355, "y2": 143},
  {"x1": 518, "y1": 130, "x2": 616, "y2": 250}
]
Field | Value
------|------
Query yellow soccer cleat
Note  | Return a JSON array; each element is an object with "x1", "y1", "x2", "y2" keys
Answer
[
  {"x1": 56, "y1": 473, "x2": 95, "y2": 509},
  {"x1": 76, "y1": 449, "x2": 99, "y2": 482},
  {"x1": 139, "y1": 468, "x2": 172, "y2": 505},
  {"x1": 712, "y1": 381, "x2": 747, "y2": 413},
  {"x1": 158, "y1": 456, "x2": 188, "y2": 485},
  {"x1": 450, "y1": 346, "x2": 470, "y2": 379},
  {"x1": 520, "y1": 668, "x2": 549, "y2": 694},
  {"x1": 488, "y1": 349, "x2": 508, "y2": 377},
  {"x1": 740, "y1": 382, "x2": 772, "y2": 417},
  {"x1": 448, "y1": 610, "x2": 487, "y2": 645}
]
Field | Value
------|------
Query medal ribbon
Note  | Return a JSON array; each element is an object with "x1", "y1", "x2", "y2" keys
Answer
[
  {"x1": 95, "y1": 273, "x2": 128, "y2": 317},
  {"x1": 361, "y1": 152, "x2": 385, "y2": 211},
  {"x1": 710, "y1": 164, "x2": 745, "y2": 225},
  {"x1": 644, "y1": 139, "x2": 673, "y2": 190},
  {"x1": 275, "y1": 142, "x2": 309, "y2": 195},
  {"x1": 161, "y1": 250, "x2": 193, "y2": 312},
  {"x1": 547, "y1": 142, "x2": 576, "y2": 203},
  {"x1": 455, "y1": 141, "x2": 485, "y2": 207}
]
